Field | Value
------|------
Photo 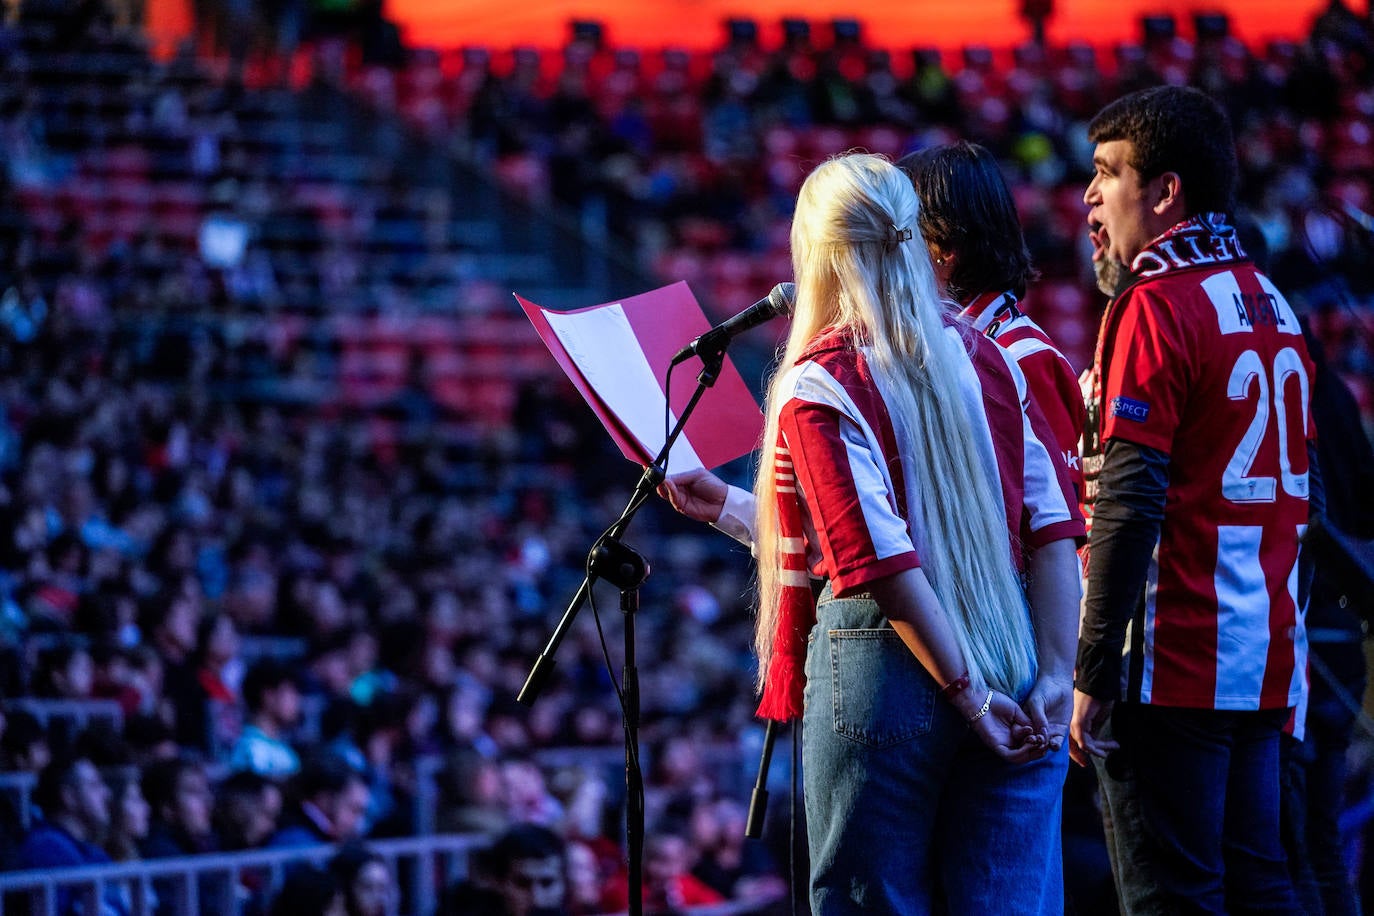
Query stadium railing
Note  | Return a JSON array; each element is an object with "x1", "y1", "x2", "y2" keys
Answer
[
  {"x1": 3, "y1": 699, "x2": 124, "y2": 734},
  {"x1": 0, "y1": 833, "x2": 484, "y2": 916},
  {"x1": 0, "y1": 833, "x2": 779, "y2": 915}
]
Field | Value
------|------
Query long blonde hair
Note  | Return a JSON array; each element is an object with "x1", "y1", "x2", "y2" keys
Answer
[{"x1": 754, "y1": 153, "x2": 1036, "y2": 697}]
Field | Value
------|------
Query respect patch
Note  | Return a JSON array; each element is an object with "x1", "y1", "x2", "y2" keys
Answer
[{"x1": 1111, "y1": 396, "x2": 1151, "y2": 422}]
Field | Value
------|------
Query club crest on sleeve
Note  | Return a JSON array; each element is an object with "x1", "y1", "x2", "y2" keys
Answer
[{"x1": 1111, "y1": 396, "x2": 1151, "y2": 422}]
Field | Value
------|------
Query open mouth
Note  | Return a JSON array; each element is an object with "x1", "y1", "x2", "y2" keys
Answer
[{"x1": 1088, "y1": 220, "x2": 1109, "y2": 262}]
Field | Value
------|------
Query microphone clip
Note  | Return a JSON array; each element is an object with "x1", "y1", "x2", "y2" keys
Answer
[{"x1": 670, "y1": 282, "x2": 795, "y2": 367}]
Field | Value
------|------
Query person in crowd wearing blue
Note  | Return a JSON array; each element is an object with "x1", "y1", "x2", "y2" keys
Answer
[
  {"x1": 229, "y1": 659, "x2": 303, "y2": 779},
  {"x1": 9, "y1": 755, "x2": 129, "y2": 915},
  {"x1": 269, "y1": 753, "x2": 372, "y2": 848},
  {"x1": 141, "y1": 756, "x2": 218, "y2": 857}
]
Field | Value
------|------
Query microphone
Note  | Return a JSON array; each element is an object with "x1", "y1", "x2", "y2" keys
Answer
[{"x1": 671, "y1": 283, "x2": 795, "y2": 365}]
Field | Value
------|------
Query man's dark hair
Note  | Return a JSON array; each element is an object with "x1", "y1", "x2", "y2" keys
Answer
[
  {"x1": 70, "y1": 721, "x2": 130, "y2": 767},
  {"x1": 268, "y1": 864, "x2": 340, "y2": 916},
  {"x1": 329, "y1": 840, "x2": 386, "y2": 890},
  {"x1": 214, "y1": 770, "x2": 277, "y2": 847},
  {"x1": 1, "y1": 710, "x2": 46, "y2": 764},
  {"x1": 141, "y1": 755, "x2": 203, "y2": 814},
  {"x1": 307, "y1": 625, "x2": 356, "y2": 666},
  {"x1": 122, "y1": 711, "x2": 174, "y2": 756},
  {"x1": 1087, "y1": 85, "x2": 1237, "y2": 215},
  {"x1": 896, "y1": 142, "x2": 1037, "y2": 301},
  {"x1": 33, "y1": 756, "x2": 90, "y2": 816},
  {"x1": 292, "y1": 752, "x2": 362, "y2": 803},
  {"x1": 484, "y1": 822, "x2": 564, "y2": 877},
  {"x1": 241, "y1": 658, "x2": 297, "y2": 713},
  {"x1": 217, "y1": 768, "x2": 272, "y2": 802},
  {"x1": 353, "y1": 690, "x2": 412, "y2": 742}
]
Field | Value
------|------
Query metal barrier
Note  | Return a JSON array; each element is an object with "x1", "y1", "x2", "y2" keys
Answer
[
  {"x1": 237, "y1": 636, "x2": 308, "y2": 665},
  {"x1": 0, "y1": 766, "x2": 139, "y2": 834},
  {"x1": 3, "y1": 699, "x2": 123, "y2": 734},
  {"x1": 0, "y1": 833, "x2": 485, "y2": 916},
  {"x1": 404, "y1": 743, "x2": 760, "y2": 839}
]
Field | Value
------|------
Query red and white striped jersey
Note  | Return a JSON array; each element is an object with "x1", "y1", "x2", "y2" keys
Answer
[
  {"x1": 776, "y1": 321, "x2": 1084, "y2": 596},
  {"x1": 755, "y1": 319, "x2": 1085, "y2": 720},
  {"x1": 1092, "y1": 217, "x2": 1314, "y2": 711},
  {"x1": 961, "y1": 290, "x2": 1086, "y2": 503}
]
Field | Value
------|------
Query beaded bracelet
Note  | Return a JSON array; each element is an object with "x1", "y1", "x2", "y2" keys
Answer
[
  {"x1": 939, "y1": 671, "x2": 971, "y2": 700},
  {"x1": 966, "y1": 689, "x2": 994, "y2": 725}
]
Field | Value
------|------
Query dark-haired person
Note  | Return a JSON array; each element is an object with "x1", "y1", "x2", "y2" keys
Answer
[
  {"x1": 325, "y1": 693, "x2": 414, "y2": 836},
  {"x1": 28, "y1": 648, "x2": 98, "y2": 764},
  {"x1": 175, "y1": 612, "x2": 244, "y2": 755},
  {"x1": 443, "y1": 822, "x2": 569, "y2": 916},
  {"x1": 34, "y1": 644, "x2": 96, "y2": 700},
  {"x1": 9, "y1": 756, "x2": 129, "y2": 914},
  {"x1": 212, "y1": 770, "x2": 284, "y2": 904},
  {"x1": 103, "y1": 770, "x2": 154, "y2": 915},
  {"x1": 666, "y1": 141, "x2": 1084, "y2": 525},
  {"x1": 0, "y1": 708, "x2": 50, "y2": 774},
  {"x1": 268, "y1": 863, "x2": 346, "y2": 916},
  {"x1": 890, "y1": 159, "x2": 1102, "y2": 914},
  {"x1": 141, "y1": 756, "x2": 217, "y2": 857},
  {"x1": 139, "y1": 760, "x2": 221, "y2": 916},
  {"x1": 661, "y1": 142, "x2": 1087, "y2": 766},
  {"x1": 12, "y1": 758, "x2": 110, "y2": 866},
  {"x1": 143, "y1": 591, "x2": 200, "y2": 674},
  {"x1": 330, "y1": 842, "x2": 395, "y2": 916},
  {"x1": 103, "y1": 769, "x2": 151, "y2": 862},
  {"x1": 672, "y1": 151, "x2": 1083, "y2": 913},
  {"x1": 896, "y1": 142, "x2": 1085, "y2": 501},
  {"x1": 1069, "y1": 85, "x2": 1313, "y2": 913},
  {"x1": 665, "y1": 142, "x2": 1084, "y2": 541},
  {"x1": 229, "y1": 658, "x2": 301, "y2": 778},
  {"x1": 215, "y1": 770, "x2": 284, "y2": 850},
  {"x1": 268, "y1": 753, "x2": 371, "y2": 848}
]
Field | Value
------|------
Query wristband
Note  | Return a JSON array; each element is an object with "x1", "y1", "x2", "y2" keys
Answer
[
  {"x1": 940, "y1": 672, "x2": 971, "y2": 700},
  {"x1": 966, "y1": 689, "x2": 994, "y2": 725}
]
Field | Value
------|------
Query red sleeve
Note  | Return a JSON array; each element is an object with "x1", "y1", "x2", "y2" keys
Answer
[
  {"x1": 756, "y1": 425, "x2": 818, "y2": 722},
  {"x1": 1102, "y1": 287, "x2": 1189, "y2": 454},
  {"x1": 779, "y1": 398, "x2": 919, "y2": 596}
]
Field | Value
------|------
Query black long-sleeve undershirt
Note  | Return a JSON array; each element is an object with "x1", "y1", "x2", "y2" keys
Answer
[
  {"x1": 1075, "y1": 437, "x2": 1324, "y2": 700},
  {"x1": 1075, "y1": 437, "x2": 1170, "y2": 700}
]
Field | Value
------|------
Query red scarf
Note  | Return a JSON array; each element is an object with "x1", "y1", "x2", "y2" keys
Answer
[
  {"x1": 754, "y1": 431, "x2": 816, "y2": 722},
  {"x1": 754, "y1": 329, "x2": 857, "y2": 722},
  {"x1": 959, "y1": 289, "x2": 1022, "y2": 337}
]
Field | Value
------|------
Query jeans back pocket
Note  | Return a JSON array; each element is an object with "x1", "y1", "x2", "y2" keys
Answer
[{"x1": 829, "y1": 627, "x2": 936, "y2": 748}]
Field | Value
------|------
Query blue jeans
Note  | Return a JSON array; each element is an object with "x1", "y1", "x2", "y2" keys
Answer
[
  {"x1": 1282, "y1": 706, "x2": 1361, "y2": 916},
  {"x1": 1115, "y1": 703, "x2": 1299, "y2": 915},
  {"x1": 1093, "y1": 713, "x2": 1171, "y2": 916},
  {"x1": 802, "y1": 592, "x2": 1067, "y2": 915}
]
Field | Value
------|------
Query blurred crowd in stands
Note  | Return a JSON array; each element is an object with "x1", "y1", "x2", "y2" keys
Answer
[
  {"x1": 0, "y1": 0, "x2": 1371, "y2": 912},
  {"x1": 384, "y1": 2, "x2": 1374, "y2": 400}
]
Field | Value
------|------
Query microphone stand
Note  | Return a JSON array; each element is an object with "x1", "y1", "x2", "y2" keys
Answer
[
  {"x1": 745, "y1": 720, "x2": 778, "y2": 839},
  {"x1": 518, "y1": 343, "x2": 730, "y2": 916}
]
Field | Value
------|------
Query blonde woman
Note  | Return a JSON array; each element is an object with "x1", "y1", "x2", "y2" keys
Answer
[{"x1": 665, "y1": 153, "x2": 1083, "y2": 913}]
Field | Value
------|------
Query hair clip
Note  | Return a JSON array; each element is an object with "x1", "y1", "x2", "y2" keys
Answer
[{"x1": 885, "y1": 225, "x2": 914, "y2": 251}]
